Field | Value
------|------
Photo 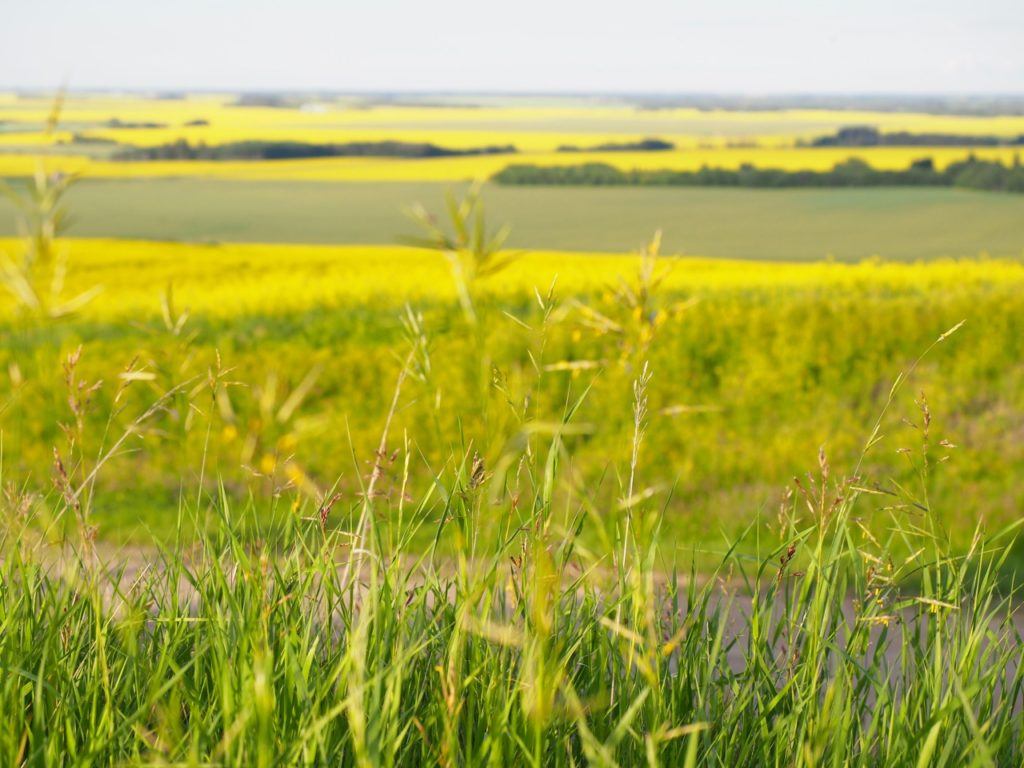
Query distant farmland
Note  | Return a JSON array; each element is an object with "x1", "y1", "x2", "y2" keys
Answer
[{"x1": 2, "y1": 180, "x2": 1023, "y2": 261}]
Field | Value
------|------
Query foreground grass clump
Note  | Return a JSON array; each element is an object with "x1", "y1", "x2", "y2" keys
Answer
[{"x1": 1, "y1": 375, "x2": 1022, "y2": 766}]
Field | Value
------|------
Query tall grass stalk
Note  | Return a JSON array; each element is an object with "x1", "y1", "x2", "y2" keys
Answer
[{"x1": 1, "y1": 323, "x2": 1022, "y2": 766}]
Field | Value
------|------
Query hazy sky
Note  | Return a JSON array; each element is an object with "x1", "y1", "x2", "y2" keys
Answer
[{"x1": 2, "y1": 0, "x2": 1022, "y2": 93}]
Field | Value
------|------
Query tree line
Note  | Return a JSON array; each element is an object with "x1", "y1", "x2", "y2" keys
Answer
[
  {"x1": 557, "y1": 138, "x2": 675, "y2": 152},
  {"x1": 808, "y1": 126, "x2": 1024, "y2": 147},
  {"x1": 492, "y1": 156, "x2": 1024, "y2": 193},
  {"x1": 114, "y1": 139, "x2": 518, "y2": 161}
]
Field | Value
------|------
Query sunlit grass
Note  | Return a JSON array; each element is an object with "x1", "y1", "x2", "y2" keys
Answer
[{"x1": 1, "y1": 312, "x2": 1022, "y2": 765}]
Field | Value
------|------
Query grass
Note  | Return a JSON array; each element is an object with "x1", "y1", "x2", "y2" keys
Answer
[
  {"x1": 2, "y1": 182, "x2": 1023, "y2": 765},
  {"x1": 1, "y1": 307, "x2": 1023, "y2": 766},
  {"x1": 3, "y1": 182, "x2": 1024, "y2": 260}
]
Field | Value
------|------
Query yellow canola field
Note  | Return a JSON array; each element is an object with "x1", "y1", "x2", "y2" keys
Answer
[
  {"x1": 5, "y1": 93, "x2": 1024, "y2": 143},
  {"x1": 1, "y1": 146, "x2": 1019, "y2": 183},
  {"x1": 3, "y1": 93, "x2": 1023, "y2": 181},
  {"x1": 4, "y1": 238, "x2": 1022, "y2": 322}
]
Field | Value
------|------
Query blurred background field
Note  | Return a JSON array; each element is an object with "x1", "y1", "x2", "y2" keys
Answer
[
  {"x1": 7, "y1": 93, "x2": 1024, "y2": 146},
  {"x1": 1, "y1": 91, "x2": 1023, "y2": 555},
  {"x1": 3, "y1": 93, "x2": 1024, "y2": 179},
  {"x1": 3, "y1": 93, "x2": 1023, "y2": 259}
]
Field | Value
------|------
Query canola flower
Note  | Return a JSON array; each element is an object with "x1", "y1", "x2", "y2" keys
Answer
[
  {"x1": 3, "y1": 238, "x2": 1024, "y2": 321},
  {"x1": 1, "y1": 237, "x2": 1022, "y2": 546}
]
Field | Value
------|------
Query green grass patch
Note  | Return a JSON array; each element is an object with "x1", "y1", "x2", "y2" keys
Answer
[{"x1": 2, "y1": 181, "x2": 1024, "y2": 260}]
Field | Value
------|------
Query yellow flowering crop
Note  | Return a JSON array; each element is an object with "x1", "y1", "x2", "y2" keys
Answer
[
  {"x1": 2, "y1": 93, "x2": 1023, "y2": 182},
  {"x1": 2, "y1": 238, "x2": 1021, "y2": 323}
]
